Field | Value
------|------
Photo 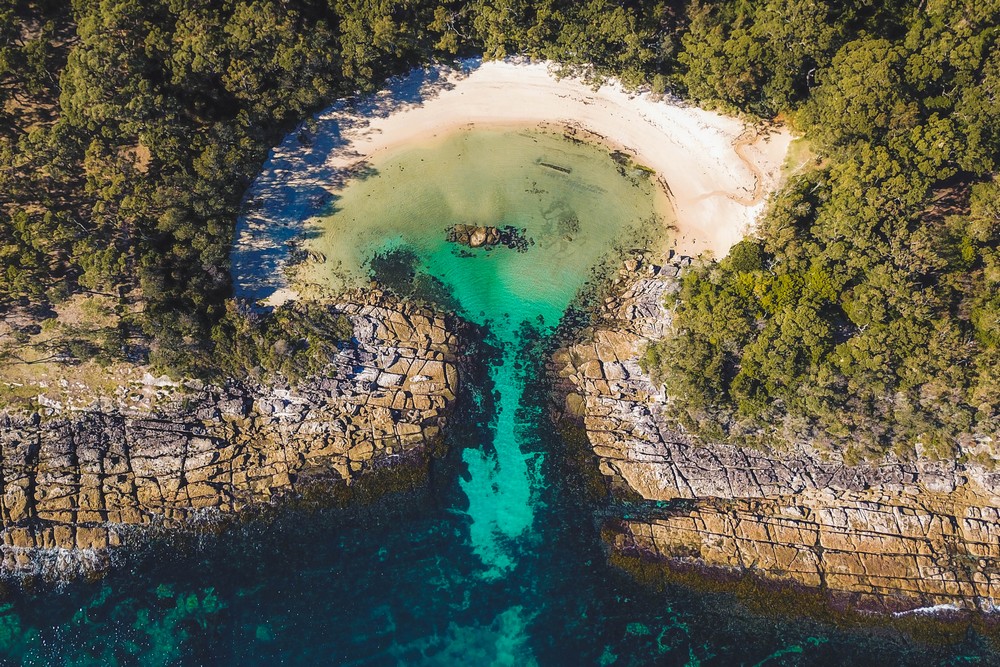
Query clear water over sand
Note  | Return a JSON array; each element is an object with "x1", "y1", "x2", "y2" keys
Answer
[
  {"x1": 298, "y1": 126, "x2": 671, "y2": 302},
  {"x1": 300, "y1": 127, "x2": 670, "y2": 577}
]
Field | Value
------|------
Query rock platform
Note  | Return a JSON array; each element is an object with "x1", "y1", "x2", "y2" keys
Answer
[
  {"x1": 0, "y1": 295, "x2": 471, "y2": 581},
  {"x1": 550, "y1": 257, "x2": 1000, "y2": 614}
]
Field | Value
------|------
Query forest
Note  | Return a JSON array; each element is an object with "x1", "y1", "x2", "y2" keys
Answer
[
  {"x1": 0, "y1": 0, "x2": 680, "y2": 376},
  {"x1": 1, "y1": 0, "x2": 997, "y2": 456},
  {"x1": 644, "y1": 0, "x2": 1000, "y2": 459}
]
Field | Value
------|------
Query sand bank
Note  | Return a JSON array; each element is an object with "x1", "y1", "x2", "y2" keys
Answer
[{"x1": 232, "y1": 59, "x2": 794, "y2": 305}]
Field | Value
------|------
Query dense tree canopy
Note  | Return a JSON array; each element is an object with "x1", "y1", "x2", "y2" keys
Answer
[
  {"x1": 644, "y1": 0, "x2": 1000, "y2": 459},
  {"x1": 0, "y1": 0, "x2": 684, "y2": 375},
  {"x1": 0, "y1": 0, "x2": 997, "y2": 456},
  {"x1": 1, "y1": 0, "x2": 454, "y2": 373}
]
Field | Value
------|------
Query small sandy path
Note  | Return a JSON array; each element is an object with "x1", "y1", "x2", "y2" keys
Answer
[{"x1": 232, "y1": 59, "x2": 794, "y2": 305}]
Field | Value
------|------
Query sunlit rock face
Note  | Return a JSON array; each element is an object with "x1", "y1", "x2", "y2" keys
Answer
[
  {"x1": 610, "y1": 492, "x2": 1000, "y2": 613},
  {"x1": 550, "y1": 258, "x2": 1000, "y2": 614},
  {"x1": 0, "y1": 126, "x2": 672, "y2": 584},
  {"x1": 287, "y1": 125, "x2": 672, "y2": 578},
  {"x1": 0, "y1": 295, "x2": 469, "y2": 581}
]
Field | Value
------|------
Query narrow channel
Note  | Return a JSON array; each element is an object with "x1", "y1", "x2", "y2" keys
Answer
[
  {"x1": 302, "y1": 127, "x2": 669, "y2": 579},
  {"x1": 0, "y1": 124, "x2": 963, "y2": 667}
]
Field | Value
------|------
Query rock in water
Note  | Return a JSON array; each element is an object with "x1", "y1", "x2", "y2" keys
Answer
[
  {"x1": 549, "y1": 256, "x2": 1000, "y2": 615},
  {"x1": 0, "y1": 295, "x2": 477, "y2": 583},
  {"x1": 446, "y1": 224, "x2": 533, "y2": 252},
  {"x1": 469, "y1": 227, "x2": 488, "y2": 247}
]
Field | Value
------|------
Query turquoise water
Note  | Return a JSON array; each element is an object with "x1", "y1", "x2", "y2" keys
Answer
[
  {"x1": 0, "y1": 128, "x2": 996, "y2": 665},
  {"x1": 301, "y1": 128, "x2": 671, "y2": 581}
]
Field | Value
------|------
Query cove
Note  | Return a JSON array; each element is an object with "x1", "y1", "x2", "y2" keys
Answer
[
  {"x1": 0, "y1": 128, "x2": 991, "y2": 666},
  {"x1": 299, "y1": 126, "x2": 670, "y2": 579}
]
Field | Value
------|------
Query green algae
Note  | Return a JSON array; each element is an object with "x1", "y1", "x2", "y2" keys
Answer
[
  {"x1": 0, "y1": 582, "x2": 227, "y2": 666},
  {"x1": 388, "y1": 604, "x2": 540, "y2": 666},
  {"x1": 0, "y1": 603, "x2": 34, "y2": 656}
]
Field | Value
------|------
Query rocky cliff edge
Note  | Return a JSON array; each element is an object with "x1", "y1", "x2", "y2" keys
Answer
[
  {"x1": 550, "y1": 258, "x2": 1000, "y2": 614},
  {"x1": 0, "y1": 294, "x2": 471, "y2": 581}
]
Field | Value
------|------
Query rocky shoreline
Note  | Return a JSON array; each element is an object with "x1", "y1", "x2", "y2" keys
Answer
[
  {"x1": 5, "y1": 255, "x2": 999, "y2": 615},
  {"x1": 549, "y1": 257, "x2": 1000, "y2": 615},
  {"x1": 0, "y1": 294, "x2": 474, "y2": 582}
]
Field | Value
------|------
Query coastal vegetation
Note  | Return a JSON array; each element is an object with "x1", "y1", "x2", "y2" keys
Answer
[
  {"x1": 642, "y1": 1, "x2": 1000, "y2": 459},
  {"x1": 1, "y1": 0, "x2": 997, "y2": 458},
  {"x1": 0, "y1": 0, "x2": 677, "y2": 379}
]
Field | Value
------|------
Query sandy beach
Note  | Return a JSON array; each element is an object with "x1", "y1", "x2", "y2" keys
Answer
[{"x1": 232, "y1": 59, "x2": 794, "y2": 305}]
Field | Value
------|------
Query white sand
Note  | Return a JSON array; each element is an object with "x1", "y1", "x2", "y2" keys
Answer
[{"x1": 232, "y1": 59, "x2": 794, "y2": 305}]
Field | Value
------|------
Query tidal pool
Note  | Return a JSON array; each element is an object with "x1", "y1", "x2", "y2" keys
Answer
[{"x1": 2, "y1": 128, "x2": 995, "y2": 665}]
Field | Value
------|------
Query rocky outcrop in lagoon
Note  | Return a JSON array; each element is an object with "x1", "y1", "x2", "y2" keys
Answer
[
  {"x1": 446, "y1": 224, "x2": 532, "y2": 252},
  {"x1": 0, "y1": 295, "x2": 472, "y2": 582},
  {"x1": 550, "y1": 257, "x2": 1000, "y2": 614}
]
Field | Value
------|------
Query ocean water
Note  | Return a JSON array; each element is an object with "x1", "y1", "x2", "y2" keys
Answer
[{"x1": 1, "y1": 128, "x2": 995, "y2": 665}]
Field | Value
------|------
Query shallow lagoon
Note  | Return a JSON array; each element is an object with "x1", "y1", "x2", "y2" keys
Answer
[
  {"x1": 298, "y1": 126, "x2": 672, "y2": 302},
  {"x1": 300, "y1": 126, "x2": 671, "y2": 580},
  {"x1": 1, "y1": 128, "x2": 996, "y2": 665}
]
